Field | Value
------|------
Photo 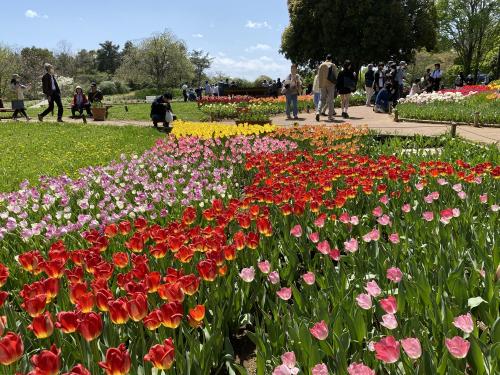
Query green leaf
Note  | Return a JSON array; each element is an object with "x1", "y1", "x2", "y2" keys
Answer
[
  {"x1": 468, "y1": 297, "x2": 487, "y2": 309},
  {"x1": 468, "y1": 336, "x2": 486, "y2": 375},
  {"x1": 492, "y1": 318, "x2": 500, "y2": 344}
]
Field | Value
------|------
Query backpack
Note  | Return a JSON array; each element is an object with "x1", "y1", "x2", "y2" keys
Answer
[{"x1": 327, "y1": 65, "x2": 337, "y2": 84}]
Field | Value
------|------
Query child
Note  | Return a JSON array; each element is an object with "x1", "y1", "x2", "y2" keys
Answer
[{"x1": 409, "y1": 79, "x2": 421, "y2": 96}]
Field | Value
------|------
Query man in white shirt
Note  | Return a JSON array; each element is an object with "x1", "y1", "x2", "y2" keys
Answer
[
  {"x1": 181, "y1": 83, "x2": 188, "y2": 102},
  {"x1": 38, "y1": 63, "x2": 64, "y2": 122},
  {"x1": 431, "y1": 63, "x2": 442, "y2": 91}
]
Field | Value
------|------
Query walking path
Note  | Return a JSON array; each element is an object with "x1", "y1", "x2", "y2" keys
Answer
[
  {"x1": 12, "y1": 105, "x2": 499, "y2": 145},
  {"x1": 272, "y1": 106, "x2": 500, "y2": 145}
]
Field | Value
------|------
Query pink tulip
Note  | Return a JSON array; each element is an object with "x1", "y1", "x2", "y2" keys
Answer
[
  {"x1": 314, "y1": 214, "x2": 326, "y2": 228},
  {"x1": 380, "y1": 295, "x2": 398, "y2": 314},
  {"x1": 377, "y1": 215, "x2": 391, "y2": 226},
  {"x1": 401, "y1": 337, "x2": 422, "y2": 359},
  {"x1": 344, "y1": 238, "x2": 358, "y2": 253},
  {"x1": 386, "y1": 267, "x2": 403, "y2": 283},
  {"x1": 380, "y1": 314, "x2": 398, "y2": 329},
  {"x1": 350, "y1": 216, "x2": 359, "y2": 225},
  {"x1": 290, "y1": 225, "x2": 303, "y2": 238},
  {"x1": 356, "y1": 293, "x2": 372, "y2": 310},
  {"x1": 311, "y1": 363, "x2": 329, "y2": 375},
  {"x1": 276, "y1": 287, "x2": 292, "y2": 301},
  {"x1": 310, "y1": 320, "x2": 328, "y2": 340},
  {"x1": 329, "y1": 248, "x2": 340, "y2": 261},
  {"x1": 379, "y1": 195, "x2": 389, "y2": 205},
  {"x1": 365, "y1": 280, "x2": 381, "y2": 297},
  {"x1": 347, "y1": 362, "x2": 375, "y2": 375},
  {"x1": 302, "y1": 272, "x2": 315, "y2": 285},
  {"x1": 258, "y1": 260, "x2": 271, "y2": 274},
  {"x1": 273, "y1": 364, "x2": 299, "y2": 375},
  {"x1": 422, "y1": 211, "x2": 434, "y2": 221},
  {"x1": 437, "y1": 178, "x2": 448, "y2": 185},
  {"x1": 452, "y1": 183, "x2": 462, "y2": 192},
  {"x1": 458, "y1": 191, "x2": 467, "y2": 200},
  {"x1": 439, "y1": 208, "x2": 453, "y2": 224},
  {"x1": 479, "y1": 194, "x2": 488, "y2": 203},
  {"x1": 268, "y1": 271, "x2": 280, "y2": 285},
  {"x1": 372, "y1": 206, "x2": 383, "y2": 217},
  {"x1": 281, "y1": 352, "x2": 296, "y2": 368},
  {"x1": 401, "y1": 203, "x2": 411, "y2": 213},
  {"x1": 239, "y1": 267, "x2": 255, "y2": 282},
  {"x1": 308, "y1": 232, "x2": 320, "y2": 243},
  {"x1": 388, "y1": 233, "x2": 400, "y2": 244},
  {"x1": 415, "y1": 182, "x2": 424, "y2": 191},
  {"x1": 363, "y1": 229, "x2": 380, "y2": 242},
  {"x1": 317, "y1": 240, "x2": 331, "y2": 255},
  {"x1": 492, "y1": 204, "x2": 499, "y2": 212},
  {"x1": 424, "y1": 194, "x2": 434, "y2": 204},
  {"x1": 445, "y1": 336, "x2": 470, "y2": 359},
  {"x1": 453, "y1": 313, "x2": 474, "y2": 334},
  {"x1": 431, "y1": 191, "x2": 439, "y2": 200},
  {"x1": 452, "y1": 208, "x2": 460, "y2": 217},
  {"x1": 340, "y1": 212, "x2": 351, "y2": 223},
  {"x1": 374, "y1": 336, "x2": 400, "y2": 363}
]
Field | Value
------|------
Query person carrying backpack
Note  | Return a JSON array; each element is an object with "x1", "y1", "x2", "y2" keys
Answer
[{"x1": 316, "y1": 54, "x2": 338, "y2": 122}]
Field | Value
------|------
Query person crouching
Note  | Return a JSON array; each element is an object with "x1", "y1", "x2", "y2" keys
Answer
[
  {"x1": 150, "y1": 93, "x2": 176, "y2": 132},
  {"x1": 71, "y1": 86, "x2": 92, "y2": 118}
]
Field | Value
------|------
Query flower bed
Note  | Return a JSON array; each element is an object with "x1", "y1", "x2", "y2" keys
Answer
[{"x1": 0, "y1": 126, "x2": 498, "y2": 374}]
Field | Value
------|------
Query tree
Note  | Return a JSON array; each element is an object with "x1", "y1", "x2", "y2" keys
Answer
[
  {"x1": 437, "y1": 0, "x2": 500, "y2": 78},
  {"x1": 281, "y1": 0, "x2": 438, "y2": 68},
  {"x1": 0, "y1": 46, "x2": 20, "y2": 98},
  {"x1": 96, "y1": 41, "x2": 121, "y2": 74},
  {"x1": 75, "y1": 49, "x2": 97, "y2": 75},
  {"x1": 55, "y1": 40, "x2": 76, "y2": 77},
  {"x1": 254, "y1": 75, "x2": 273, "y2": 86},
  {"x1": 190, "y1": 50, "x2": 213, "y2": 87},
  {"x1": 116, "y1": 31, "x2": 194, "y2": 91},
  {"x1": 20, "y1": 47, "x2": 55, "y2": 97}
]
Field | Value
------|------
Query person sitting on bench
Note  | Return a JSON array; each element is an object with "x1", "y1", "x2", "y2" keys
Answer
[
  {"x1": 71, "y1": 86, "x2": 92, "y2": 118},
  {"x1": 88, "y1": 82, "x2": 103, "y2": 104},
  {"x1": 150, "y1": 93, "x2": 176, "y2": 131}
]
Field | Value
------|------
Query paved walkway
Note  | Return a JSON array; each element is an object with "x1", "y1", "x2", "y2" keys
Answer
[{"x1": 272, "y1": 106, "x2": 500, "y2": 145}]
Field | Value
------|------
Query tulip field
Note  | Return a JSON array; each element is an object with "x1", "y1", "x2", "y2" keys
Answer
[{"x1": 0, "y1": 121, "x2": 499, "y2": 375}]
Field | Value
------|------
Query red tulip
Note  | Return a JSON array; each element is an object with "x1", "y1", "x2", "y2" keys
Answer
[
  {"x1": 134, "y1": 216, "x2": 148, "y2": 232},
  {"x1": 41, "y1": 258, "x2": 66, "y2": 278},
  {"x1": 63, "y1": 364, "x2": 91, "y2": 375},
  {"x1": 0, "y1": 291, "x2": 8, "y2": 307},
  {"x1": 187, "y1": 305, "x2": 205, "y2": 328},
  {"x1": 30, "y1": 344, "x2": 60, "y2": 375},
  {"x1": 18, "y1": 250, "x2": 43, "y2": 274},
  {"x1": 0, "y1": 316, "x2": 6, "y2": 336},
  {"x1": 78, "y1": 312, "x2": 103, "y2": 341},
  {"x1": 69, "y1": 282, "x2": 88, "y2": 304},
  {"x1": 56, "y1": 311, "x2": 79, "y2": 334},
  {"x1": 144, "y1": 338, "x2": 175, "y2": 370},
  {"x1": 95, "y1": 289, "x2": 113, "y2": 312},
  {"x1": 104, "y1": 223, "x2": 118, "y2": 238},
  {"x1": 143, "y1": 309, "x2": 163, "y2": 331},
  {"x1": 98, "y1": 343, "x2": 131, "y2": 375},
  {"x1": 28, "y1": 312, "x2": 54, "y2": 339},
  {"x1": 146, "y1": 272, "x2": 162, "y2": 293},
  {"x1": 118, "y1": 220, "x2": 132, "y2": 235},
  {"x1": 0, "y1": 264, "x2": 9, "y2": 287},
  {"x1": 246, "y1": 232, "x2": 259, "y2": 249},
  {"x1": 160, "y1": 302, "x2": 183, "y2": 329},
  {"x1": 43, "y1": 278, "x2": 60, "y2": 301},
  {"x1": 21, "y1": 294, "x2": 47, "y2": 317},
  {"x1": 125, "y1": 233, "x2": 144, "y2": 253},
  {"x1": 256, "y1": 217, "x2": 273, "y2": 237},
  {"x1": 197, "y1": 259, "x2": 217, "y2": 282},
  {"x1": 158, "y1": 283, "x2": 185, "y2": 303},
  {"x1": 76, "y1": 292, "x2": 95, "y2": 313},
  {"x1": 0, "y1": 332, "x2": 23, "y2": 365},
  {"x1": 181, "y1": 206, "x2": 197, "y2": 225},
  {"x1": 108, "y1": 298, "x2": 129, "y2": 324},
  {"x1": 127, "y1": 293, "x2": 148, "y2": 322}
]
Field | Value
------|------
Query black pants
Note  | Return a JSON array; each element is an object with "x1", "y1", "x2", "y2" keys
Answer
[
  {"x1": 71, "y1": 104, "x2": 92, "y2": 117},
  {"x1": 13, "y1": 109, "x2": 28, "y2": 119},
  {"x1": 183, "y1": 90, "x2": 187, "y2": 102},
  {"x1": 40, "y1": 93, "x2": 64, "y2": 119}
]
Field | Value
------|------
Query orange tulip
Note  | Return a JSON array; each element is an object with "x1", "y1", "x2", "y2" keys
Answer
[
  {"x1": 28, "y1": 311, "x2": 54, "y2": 339},
  {"x1": 144, "y1": 338, "x2": 175, "y2": 370},
  {"x1": 112, "y1": 252, "x2": 129, "y2": 268},
  {"x1": 160, "y1": 302, "x2": 183, "y2": 329},
  {"x1": 143, "y1": 309, "x2": 163, "y2": 331},
  {"x1": 56, "y1": 311, "x2": 79, "y2": 334},
  {"x1": 108, "y1": 298, "x2": 129, "y2": 324},
  {"x1": 78, "y1": 312, "x2": 103, "y2": 341},
  {"x1": 0, "y1": 332, "x2": 23, "y2": 365},
  {"x1": 30, "y1": 344, "x2": 60, "y2": 375},
  {"x1": 98, "y1": 343, "x2": 131, "y2": 375}
]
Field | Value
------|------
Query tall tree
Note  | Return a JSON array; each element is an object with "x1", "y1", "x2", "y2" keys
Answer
[
  {"x1": 19, "y1": 47, "x2": 55, "y2": 96},
  {"x1": 96, "y1": 41, "x2": 121, "y2": 74},
  {"x1": 437, "y1": 0, "x2": 500, "y2": 78},
  {"x1": 281, "y1": 0, "x2": 438, "y2": 68},
  {"x1": 189, "y1": 50, "x2": 213, "y2": 87},
  {"x1": 0, "y1": 46, "x2": 20, "y2": 98},
  {"x1": 55, "y1": 40, "x2": 76, "y2": 77},
  {"x1": 74, "y1": 49, "x2": 97, "y2": 75}
]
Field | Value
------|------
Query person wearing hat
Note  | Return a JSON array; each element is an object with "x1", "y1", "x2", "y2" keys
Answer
[
  {"x1": 71, "y1": 86, "x2": 91, "y2": 118},
  {"x1": 88, "y1": 82, "x2": 104, "y2": 104},
  {"x1": 150, "y1": 92, "x2": 176, "y2": 132},
  {"x1": 38, "y1": 63, "x2": 64, "y2": 122},
  {"x1": 10, "y1": 74, "x2": 31, "y2": 121}
]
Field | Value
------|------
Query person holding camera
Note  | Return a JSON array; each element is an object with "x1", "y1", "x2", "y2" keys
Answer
[{"x1": 282, "y1": 64, "x2": 302, "y2": 120}]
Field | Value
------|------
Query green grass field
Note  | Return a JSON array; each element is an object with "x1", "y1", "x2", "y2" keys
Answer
[
  {"x1": 24, "y1": 101, "x2": 204, "y2": 122},
  {"x1": 0, "y1": 122, "x2": 164, "y2": 191}
]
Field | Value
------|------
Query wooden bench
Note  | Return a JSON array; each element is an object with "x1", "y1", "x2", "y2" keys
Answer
[
  {"x1": 65, "y1": 105, "x2": 113, "y2": 119},
  {"x1": 0, "y1": 99, "x2": 15, "y2": 120},
  {"x1": 225, "y1": 87, "x2": 271, "y2": 98}
]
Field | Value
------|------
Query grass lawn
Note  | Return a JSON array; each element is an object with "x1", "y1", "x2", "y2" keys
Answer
[
  {"x1": 0, "y1": 122, "x2": 164, "y2": 192},
  {"x1": 25, "y1": 101, "x2": 205, "y2": 122}
]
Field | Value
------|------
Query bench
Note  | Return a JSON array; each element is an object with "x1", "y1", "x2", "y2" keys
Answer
[
  {"x1": 0, "y1": 99, "x2": 15, "y2": 120},
  {"x1": 225, "y1": 87, "x2": 271, "y2": 98},
  {"x1": 65, "y1": 105, "x2": 113, "y2": 119},
  {"x1": 146, "y1": 96, "x2": 157, "y2": 103}
]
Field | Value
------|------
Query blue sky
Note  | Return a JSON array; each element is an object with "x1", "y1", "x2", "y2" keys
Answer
[{"x1": 1, "y1": 0, "x2": 292, "y2": 80}]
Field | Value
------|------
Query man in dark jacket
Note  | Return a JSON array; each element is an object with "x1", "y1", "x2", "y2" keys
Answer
[
  {"x1": 88, "y1": 82, "x2": 104, "y2": 104},
  {"x1": 150, "y1": 93, "x2": 176, "y2": 131},
  {"x1": 38, "y1": 63, "x2": 64, "y2": 122}
]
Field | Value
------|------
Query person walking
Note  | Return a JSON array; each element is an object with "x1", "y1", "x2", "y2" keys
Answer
[
  {"x1": 181, "y1": 82, "x2": 188, "y2": 102},
  {"x1": 282, "y1": 64, "x2": 302, "y2": 120},
  {"x1": 431, "y1": 63, "x2": 442, "y2": 91},
  {"x1": 364, "y1": 64, "x2": 375, "y2": 106},
  {"x1": 38, "y1": 63, "x2": 64, "y2": 122},
  {"x1": 316, "y1": 54, "x2": 337, "y2": 121},
  {"x1": 336, "y1": 60, "x2": 357, "y2": 119},
  {"x1": 312, "y1": 69, "x2": 321, "y2": 112},
  {"x1": 374, "y1": 63, "x2": 385, "y2": 94},
  {"x1": 10, "y1": 74, "x2": 31, "y2": 121}
]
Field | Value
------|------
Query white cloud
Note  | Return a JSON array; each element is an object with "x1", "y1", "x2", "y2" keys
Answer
[
  {"x1": 210, "y1": 55, "x2": 290, "y2": 80},
  {"x1": 245, "y1": 20, "x2": 271, "y2": 29},
  {"x1": 25, "y1": 9, "x2": 48, "y2": 19},
  {"x1": 245, "y1": 43, "x2": 272, "y2": 52},
  {"x1": 192, "y1": 34, "x2": 204, "y2": 38}
]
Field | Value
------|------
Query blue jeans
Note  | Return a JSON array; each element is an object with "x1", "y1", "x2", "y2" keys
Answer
[
  {"x1": 286, "y1": 94, "x2": 298, "y2": 118},
  {"x1": 313, "y1": 92, "x2": 321, "y2": 111}
]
